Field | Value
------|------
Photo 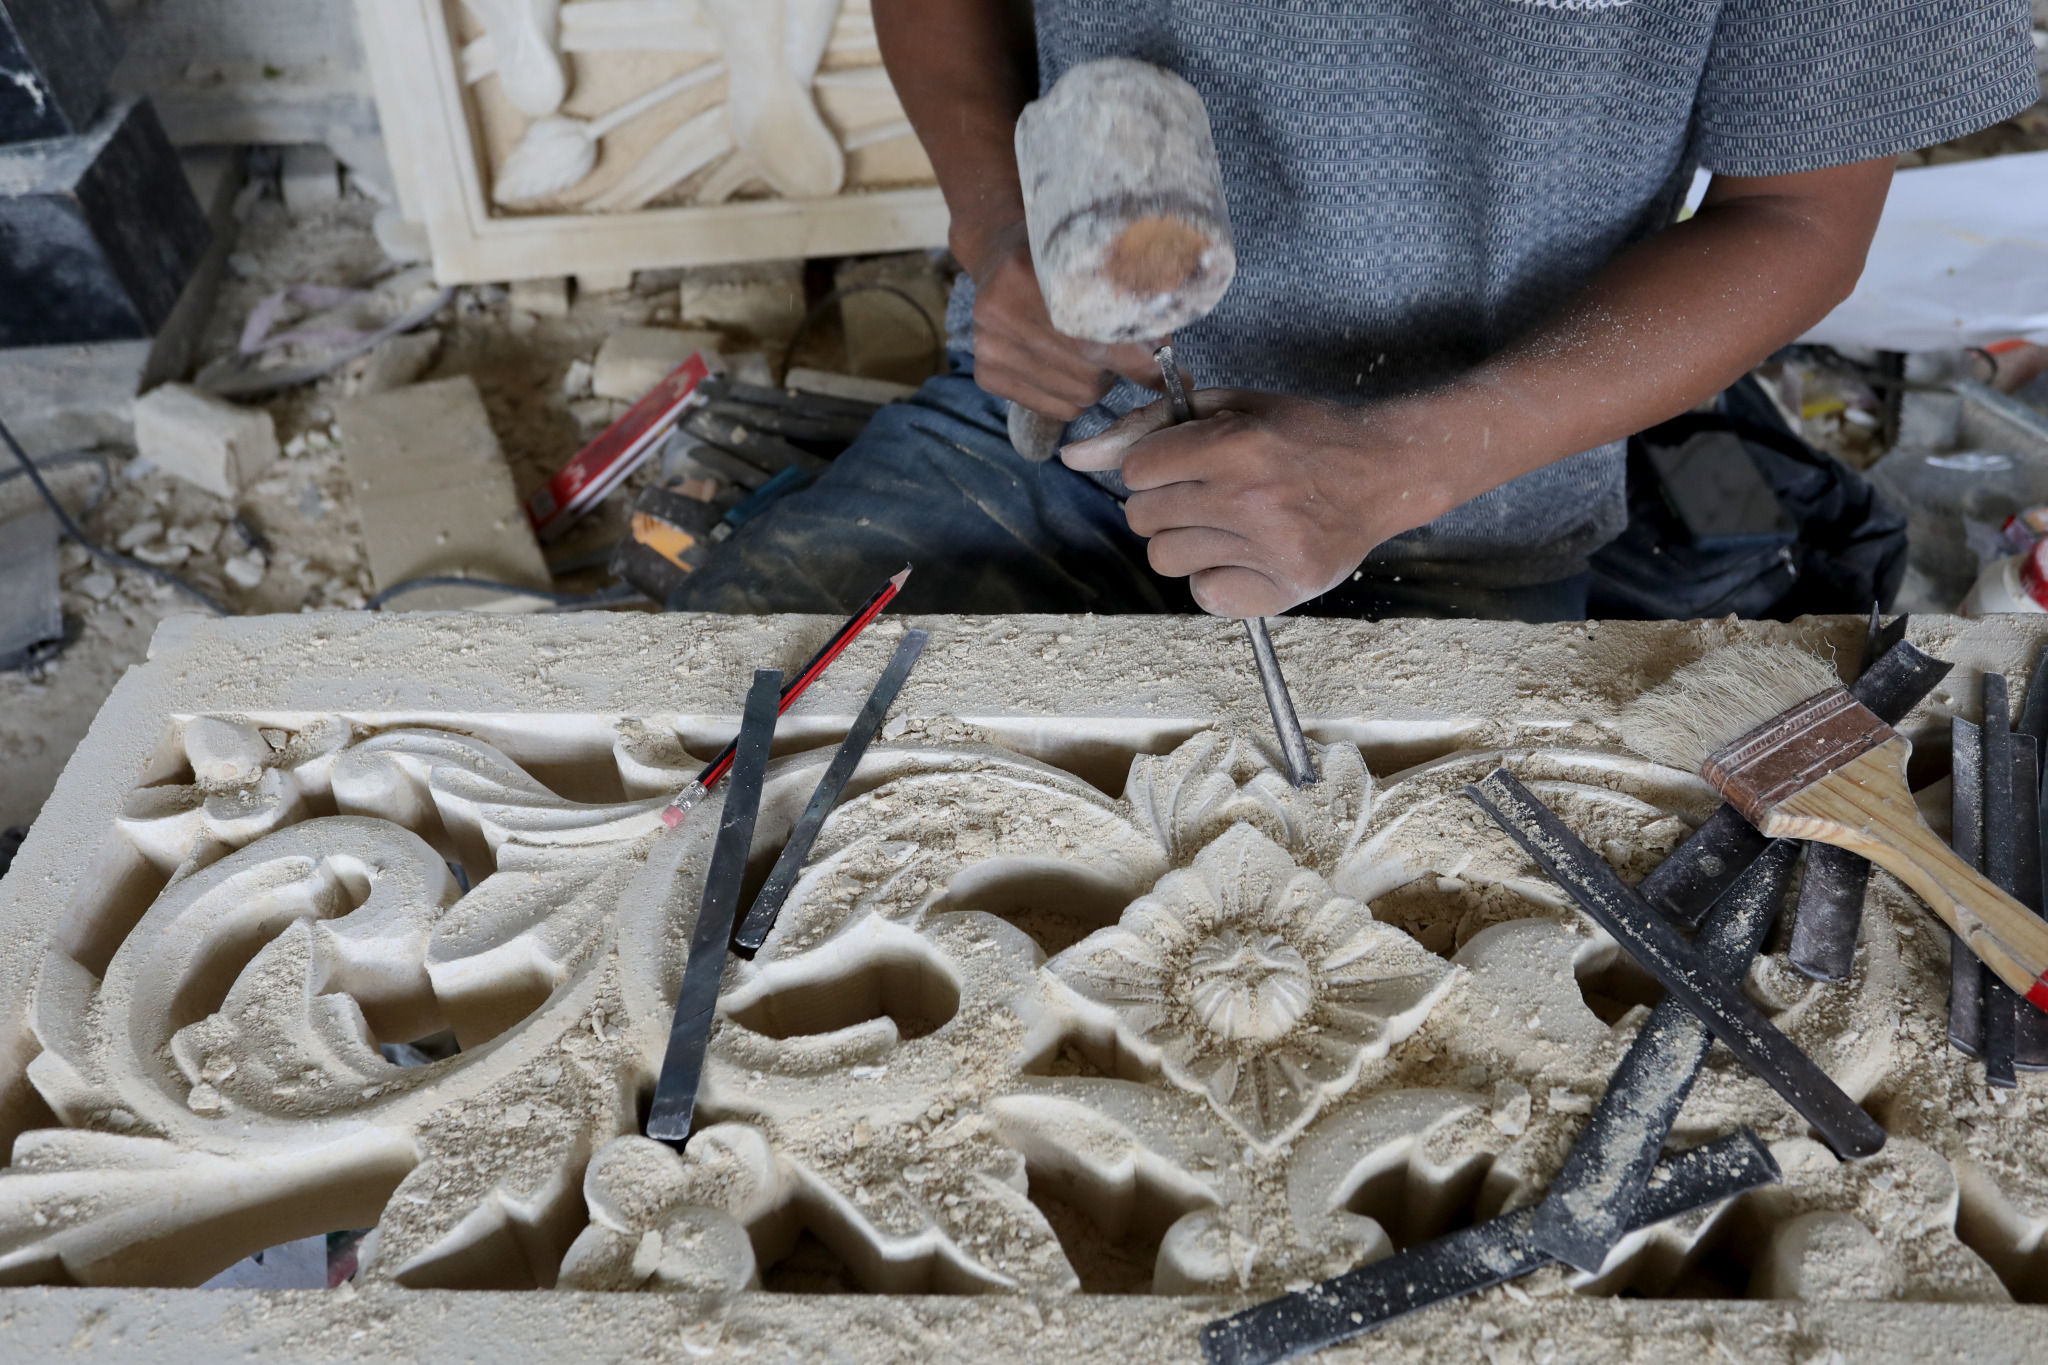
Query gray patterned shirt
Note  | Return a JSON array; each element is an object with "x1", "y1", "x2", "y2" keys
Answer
[{"x1": 960, "y1": 0, "x2": 2039, "y2": 584}]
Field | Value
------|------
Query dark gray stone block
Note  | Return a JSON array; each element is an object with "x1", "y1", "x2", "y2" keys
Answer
[
  {"x1": 0, "y1": 505, "x2": 60, "y2": 670},
  {"x1": 0, "y1": 0, "x2": 121, "y2": 144},
  {"x1": 0, "y1": 97, "x2": 209, "y2": 349}
]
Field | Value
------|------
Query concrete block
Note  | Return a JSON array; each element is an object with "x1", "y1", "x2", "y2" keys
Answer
[
  {"x1": 508, "y1": 276, "x2": 569, "y2": 319},
  {"x1": 723, "y1": 350, "x2": 775, "y2": 387},
  {"x1": 591, "y1": 327, "x2": 722, "y2": 402},
  {"x1": 132, "y1": 383, "x2": 279, "y2": 499},
  {"x1": 278, "y1": 142, "x2": 341, "y2": 214},
  {"x1": 373, "y1": 207, "x2": 429, "y2": 265},
  {"x1": 678, "y1": 260, "x2": 805, "y2": 343},
  {"x1": 106, "y1": 0, "x2": 377, "y2": 152},
  {"x1": 336, "y1": 376, "x2": 552, "y2": 611},
  {"x1": 0, "y1": 0, "x2": 121, "y2": 144},
  {"x1": 575, "y1": 266, "x2": 634, "y2": 297},
  {"x1": 834, "y1": 253, "x2": 948, "y2": 385},
  {"x1": 0, "y1": 97, "x2": 210, "y2": 348},
  {"x1": 342, "y1": 327, "x2": 441, "y2": 397}
]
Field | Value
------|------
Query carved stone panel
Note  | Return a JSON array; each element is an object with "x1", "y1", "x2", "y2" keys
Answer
[
  {"x1": 5, "y1": 611, "x2": 2048, "y2": 1358},
  {"x1": 354, "y1": 0, "x2": 946, "y2": 282}
]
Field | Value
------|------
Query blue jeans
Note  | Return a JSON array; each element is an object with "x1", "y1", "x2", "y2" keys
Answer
[{"x1": 669, "y1": 371, "x2": 1587, "y2": 621}]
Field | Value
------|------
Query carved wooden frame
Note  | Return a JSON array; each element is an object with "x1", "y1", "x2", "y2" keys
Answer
[{"x1": 354, "y1": 0, "x2": 950, "y2": 284}]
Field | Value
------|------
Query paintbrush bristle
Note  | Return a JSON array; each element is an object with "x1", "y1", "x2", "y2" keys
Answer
[{"x1": 1625, "y1": 645, "x2": 1844, "y2": 772}]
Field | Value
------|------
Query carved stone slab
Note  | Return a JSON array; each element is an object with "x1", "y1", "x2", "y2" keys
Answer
[
  {"x1": 4, "y1": 610, "x2": 2048, "y2": 1358},
  {"x1": 354, "y1": 0, "x2": 947, "y2": 282}
]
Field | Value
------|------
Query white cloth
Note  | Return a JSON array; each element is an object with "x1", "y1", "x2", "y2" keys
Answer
[{"x1": 1805, "y1": 151, "x2": 2048, "y2": 352}]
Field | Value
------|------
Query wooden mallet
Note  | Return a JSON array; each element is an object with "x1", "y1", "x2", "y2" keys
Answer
[{"x1": 1005, "y1": 58, "x2": 1236, "y2": 461}]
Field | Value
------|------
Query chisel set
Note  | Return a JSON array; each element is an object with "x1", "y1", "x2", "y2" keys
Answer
[{"x1": 1948, "y1": 646, "x2": 2048, "y2": 1081}]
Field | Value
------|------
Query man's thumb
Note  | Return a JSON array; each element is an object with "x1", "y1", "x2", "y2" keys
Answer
[{"x1": 1059, "y1": 397, "x2": 1175, "y2": 472}]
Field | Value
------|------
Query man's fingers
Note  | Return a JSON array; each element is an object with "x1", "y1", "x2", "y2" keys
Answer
[
  {"x1": 1083, "y1": 338, "x2": 1172, "y2": 388},
  {"x1": 978, "y1": 337, "x2": 1111, "y2": 410},
  {"x1": 1058, "y1": 397, "x2": 1176, "y2": 471},
  {"x1": 1190, "y1": 566, "x2": 1292, "y2": 619},
  {"x1": 976, "y1": 367, "x2": 1090, "y2": 421},
  {"x1": 1146, "y1": 526, "x2": 1261, "y2": 580}
]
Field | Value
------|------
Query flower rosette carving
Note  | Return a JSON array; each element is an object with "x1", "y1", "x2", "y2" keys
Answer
[{"x1": 1048, "y1": 823, "x2": 1454, "y2": 1149}]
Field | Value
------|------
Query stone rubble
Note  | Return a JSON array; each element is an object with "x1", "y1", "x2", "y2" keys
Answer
[{"x1": 131, "y1": 382, "x2": 281, "y2": 499}]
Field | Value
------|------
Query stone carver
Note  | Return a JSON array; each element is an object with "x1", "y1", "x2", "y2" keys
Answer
[{"x1": 672, "y1": 0, "x2": 2038, "y2": 622}]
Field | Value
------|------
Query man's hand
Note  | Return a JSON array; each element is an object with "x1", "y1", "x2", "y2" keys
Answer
[
  {"x1": 1062, "y1": 158, "x2": 1898, "y2": 619},
  {"x1": 1061, "y1": 389, "x2": 1457, "y2": 617},
  {"x1": 966, "y1": 221, "x2": 1164, "y2": 420}
]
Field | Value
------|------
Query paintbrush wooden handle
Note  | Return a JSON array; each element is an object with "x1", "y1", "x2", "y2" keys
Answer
[{"x1": 1761, "y1": 739, "x2": 2048, "y2": 1009}]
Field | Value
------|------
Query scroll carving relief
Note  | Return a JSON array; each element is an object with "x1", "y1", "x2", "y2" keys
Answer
[
  {"x1": 359, "y1": 0, "x2": 944, "y2": 280},
  {"x1": 6, "y1": 697, "x2": 2038, "y2": 1308}
]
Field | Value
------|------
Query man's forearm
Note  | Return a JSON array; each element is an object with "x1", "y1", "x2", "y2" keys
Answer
[
  {"x1": 873, "y1": 0, "x2": 1035, "y2": 272},
  {"x1": 1404, "y1": 159, "x2": 1896, "y2": 521}
]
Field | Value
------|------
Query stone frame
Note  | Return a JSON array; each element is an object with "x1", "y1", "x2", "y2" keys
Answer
[
  {"x1": 6, "y1": 610, "x2": 2048, "y2": 1360},
  {"x1": 354, "y1": 0, "x2": 950, "y2": 284}
]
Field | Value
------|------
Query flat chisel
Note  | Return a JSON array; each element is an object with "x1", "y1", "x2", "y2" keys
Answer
[
  {"x1": 647, "y1": 667, "x2": 782, "y2": 1145},
  {"x1": 1467, "y1": 768, "x2": 1886, "y2": 1159},
  {"x1": 1529, "y1": 838, "x2": 1799, "y2": 1271},
  {"x1": 732, "y1": 629, "x2": 929, "y2": 957},
  {"x1": 1201, "y1": 1130, "x2": 1779, "y2": 1365}
]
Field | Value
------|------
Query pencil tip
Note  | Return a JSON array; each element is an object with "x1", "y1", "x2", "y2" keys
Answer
[{"x1": 890, "y1": 565, "x2": 912, "y2": 590}]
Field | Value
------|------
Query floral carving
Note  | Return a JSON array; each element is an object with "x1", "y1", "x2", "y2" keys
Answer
[
  {"x1": 2, "y1": 709, "x2": 1925, "y2": 1302},
  {"x1": 1050, "y1": 824, "x2": 1454, "y2": 1146}
]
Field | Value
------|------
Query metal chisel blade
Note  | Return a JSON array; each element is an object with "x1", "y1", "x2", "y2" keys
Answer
[
  {"x1": 1244, "y1": 615, "x2": 1316, "y2": 788},
  {"x1": 1785, "y1": 632, "x2": 1951, "y2": 979},
  {"x1": 1984, "y1": 672, "x2": 2019, "y2": 1089},
  {"x1": 1200, "y1": 1130, "x2": 1779, "y2": 1365},
  {"x1": 2011, "y1": 735, "x2": 2048, "y2": 1069},
  {"x1": 1467, "y1": 769, "x2": 1885, "y2": 1159},
  {"x1": 1637, "y1": 804, "x2": 1772, "y2": 930},
  {"x1": 1951, "y1": 716, "x2": 1987, "y2": 1056},
  {"x1": 2019, "y1": 640, "x2": 2048, "y2": 757},
  {"x1": 733, "y1": 629, "x2": 928, "y2": 957},
  {"x1": 1529, "y1": 838, "x2": 1798, "y2": 1271},
  {"x1": 646, "y1": 667, "x2": 782, "y2": 1144}
]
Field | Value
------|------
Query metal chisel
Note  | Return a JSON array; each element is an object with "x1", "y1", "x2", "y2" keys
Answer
[
  {"x1": 732, "y1": 629, "x2": 929, "y2": 957},
  {"x1": 1467, "y1": 768, "x2": 1886, "y2": 1160},
  {"x1": 1201, "y1": 1130, "x2": 1779, "y2": 1365},
  {"x1": 646, "y1": 667, "x2": 782, "y2": 1145}
]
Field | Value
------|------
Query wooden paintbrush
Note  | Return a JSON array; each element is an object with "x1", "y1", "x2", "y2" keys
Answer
[{"x1": 1627, "y1": 644, "x2": 2048, "y2": 1011}]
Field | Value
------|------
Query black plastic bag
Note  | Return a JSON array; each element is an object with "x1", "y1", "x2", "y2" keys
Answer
[{"x1": 1589, "y1": 376, "x2": 1908, "y2": 620}]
